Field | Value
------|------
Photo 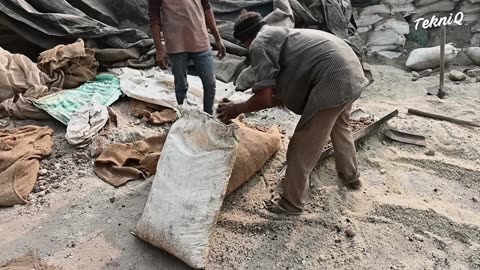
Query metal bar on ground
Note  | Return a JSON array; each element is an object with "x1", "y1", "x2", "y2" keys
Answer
[{"x1": 408, "y1": 108, "x2": 480, "y2": 128}]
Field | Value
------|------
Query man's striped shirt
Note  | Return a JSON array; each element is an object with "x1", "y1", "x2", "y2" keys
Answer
[{"x1": 250, "y1": 25, "x2": 369, "y2": 129}]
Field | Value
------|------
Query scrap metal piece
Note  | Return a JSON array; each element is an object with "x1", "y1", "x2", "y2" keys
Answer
[{"x1": 384, "y1": 129, "x2": 426, "y2": 147}]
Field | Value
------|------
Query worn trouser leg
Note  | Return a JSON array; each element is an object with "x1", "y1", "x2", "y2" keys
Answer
[
  {"x1": 168, "y1": 52, "x2": 190, "y2": 106},
  {"x1": 281, "y1": 101, "x2": 357, "y2": 210},
  {"x1": 330, "y1": 102, "x2": 360, "y2": 184},
  {"x1": 191, "y1": 50, "x2": 216, "y2": 115}
]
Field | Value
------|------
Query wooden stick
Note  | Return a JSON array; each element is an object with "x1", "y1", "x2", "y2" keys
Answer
[
  {"x1": 408, "y1": 109, "x2": 480, "y2": 127},
  {"x1": 412, "y1": 68, "x2": 439, "y2": 81}
]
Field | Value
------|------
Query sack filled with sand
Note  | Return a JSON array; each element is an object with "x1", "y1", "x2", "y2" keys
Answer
[
  {"x1": 134, "y1": 110, "x2": 239, "y2": 269},
  {"x1": 366, "y1": 29, "x2": 406, "y2": 47},
  {"x1": 226, "y1": 121, "x2": 282, "y2": 195},
  {"x1": 465, "y1": 47, "x2": 480, "y2": 65},
  {"x1": 406, "y1": 44, "x2": 460, "y2": 70}
]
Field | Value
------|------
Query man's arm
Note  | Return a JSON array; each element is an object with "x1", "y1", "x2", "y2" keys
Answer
[
  {"x1": 202, "y1": 0, "x2": 226, "y2": 59},
  {"x1": 217, "y1": 87, "x2": 278, "y2": 123},
  {"x1": 148, "y1": 0, "x2": 168, "y2": 69}
]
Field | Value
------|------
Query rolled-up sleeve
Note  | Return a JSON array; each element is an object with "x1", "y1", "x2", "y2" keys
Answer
[
  {"x1": 148, "y1": 0, "x2": 162, "y2": 27},
  {"x1": 250, "y1": 47, "x2": 280, "y2": 92},
  {"x1": 201, "y1": 0, "x2": 212, "y2": 10}
]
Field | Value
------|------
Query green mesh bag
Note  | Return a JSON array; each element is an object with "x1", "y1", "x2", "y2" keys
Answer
[{"x1": 407, "y1": 28, "x2": 429, "y2": 47}]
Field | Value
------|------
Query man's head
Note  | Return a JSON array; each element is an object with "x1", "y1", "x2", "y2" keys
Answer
[{"x1": 233, "y1": 11, "x2": 265, "y2": 48}]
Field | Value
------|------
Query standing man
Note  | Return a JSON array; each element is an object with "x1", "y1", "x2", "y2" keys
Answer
[
  {"x1": 217, "y1": 12, "x2": 369, "y2": 215},
  {"x1": 148, "y1": 0, "x2": 226, "y2": 114}
]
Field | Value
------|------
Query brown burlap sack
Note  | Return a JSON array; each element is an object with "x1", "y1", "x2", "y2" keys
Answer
[
  {"x1": 37, "y1": 39, "x2": 98, "y2": 89},
  {"x1": 129, "y1": 99, "x2": 177, "y2": 125},
  {"x1": 226, "y1": 122, "x2": 282, "y2": 195},
  {"x1": 0, "y1": 126, "x2": 54, "y2": 206},
  {"x1": 94, "y1": 135, "x2": 167, "y2": 187}
]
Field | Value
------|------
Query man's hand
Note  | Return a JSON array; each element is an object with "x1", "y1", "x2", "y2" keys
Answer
[
  {"x1": 156, "y1": 49, "x2": 169, "y2": 70},
  {"x1": 215, "y1": 39, "x2": 226, "y2": 60},
  {"x1": 217, "y1": 98, "x2": 241, "y2": 124}
]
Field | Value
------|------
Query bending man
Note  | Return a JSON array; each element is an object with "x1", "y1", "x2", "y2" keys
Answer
[
  {"x1": 217, "y1": 12, "x2": 369, "y2": 215},
  {"x1": 148, "y1": 0, "x2": 226, "y2": 114}
]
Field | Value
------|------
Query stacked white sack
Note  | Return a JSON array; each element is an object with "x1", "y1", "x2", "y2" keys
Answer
[
  {"x1": 354, "y1": 1, "x2": 412, "y2": 55},
  {"x1": 410, "y1": 0, "x2": 456, "y2": 22},
  {"x1": 472, "y1": 21, "x2": 480, "y2": 46}
]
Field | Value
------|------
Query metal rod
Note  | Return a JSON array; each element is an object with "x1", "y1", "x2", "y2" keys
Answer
[{"x1": 438, "y1": 24, "x2": 446, "y2": 98}]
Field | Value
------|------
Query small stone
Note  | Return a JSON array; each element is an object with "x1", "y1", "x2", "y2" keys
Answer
[
  {"x1": 345, "y1": 227, "x2": 356, "y2": 238},
  {"x1": 412, "y1": 234, "x2": 425, "y2": 242},
  {"x1": 449, "y1": 70, "x2": 466, "y2": 81},
  {"x1": 52, "y1": 183, "x2": 60, "y2": 189},
  {"x1": 54, "y1": 163, "x2": 61, "y2": 170},
  {"x1": 433, "y1": 188, "x2": 439, "y2": 193},
  {"x1": 38, "y1": 180, "x2": 47, "y2": 186},
  {"x1": 38, "y1": 169, "x2": 48, "y2": 176},
  {"x1": 50, "y1": 173, "x2": 58, "y2": 180},
  {"x1": 76, "y1": 152, "x2": 90, "y2": 161},
  {"x1": 466, "y1": 68, "x2": 480, "y2": 77},
  {"x1": 412, "y1": 71, "x2": 420, "y2": 78},
  {"x1": 109, "y1": 197, "x2": 116, "y2": 203},
  {"x1": 318, "y1": 255, "x2": 328, "y2": 262},
  {"x1": 380, "y1": 169, "x2": 387, "y2": 174},
  {"x1": 477, "y1": 78, "x2": 480, "y2": 83},
  {"x1": 425, "y1": 149, "x2": 435, "y2": 156},
  {"x1": 37, "y1": 191, "x2": 46, "y2": 197},
  {"x1": 473, "y1": 197, "x2": 479, "y2": 203},
  {"x1": 39, "y1": 185, "x2": 46, "y2": 191}
]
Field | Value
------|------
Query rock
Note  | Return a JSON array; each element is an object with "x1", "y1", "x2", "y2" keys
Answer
[
  {"x1": 38, "y1": 180, "x2": 47, "y2": 186},
  {"x1": 345, "y1": 227, "x2": 356, "y2": 238},
  {"x1": 477, "y1": 78, "x2": 480, "y2": 83},
  {"x1": 473, "y1": 196, "x2": 479, "y2": 203},
  {"x1": 412, "y1": 234, "x2": 425, "y2": 242},
  {"x1": 39, "y1": 185, "x2": 46, "y2": 191},
  {"x1": 318, "y1": 255, "x2": 328, "y2": 262},
  {"x1": 109, "y1": 197, "x2": 116, "y2": 203},
  {"x1": 449, "y1": 70, "x2": 466, "y2": 81},
  {"x1": 38, "y1": 169, "x2": 48, "y2": 176},
  {"x1": 380, "y1": 169, "x2": 387, "y2": 174},
  {"x1": 466, "y1": 68, "x2": 480, "y2": 77},
  {"x1": 50, "y1": 173, "x2": 59, "y2": 180},
  {"x1": 54, "y1": 163, "x2": 62, "y2": 170},
  {"x1": 76, "y1": 152, "x2": 90, "y2": 161},
  {"x1": 37, "y1": 191, "x2": 46, "y2": 197},
  {"x1": 412, "y1": 71, "x2": 420, "y2": 78},
  {"x1": 425, "y1": 149, "x2": 435, "y2": 156},
  {"x1": 52, "y1": 183, "x2": 60, "y2": 189}
]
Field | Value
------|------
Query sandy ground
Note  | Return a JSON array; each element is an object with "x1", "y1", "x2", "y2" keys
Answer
[{"x1": 1, "y1": 53, "x2": 480, "y2": 269}]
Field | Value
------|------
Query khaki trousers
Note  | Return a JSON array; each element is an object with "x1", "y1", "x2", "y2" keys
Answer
[{"x1": 281, "y1": 101, "x2": 359, "y2": 210}]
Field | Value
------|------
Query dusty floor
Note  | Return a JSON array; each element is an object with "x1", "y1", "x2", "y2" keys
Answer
[{"x1": 1, "y1": 55, "x2": 480, "y2": 269}]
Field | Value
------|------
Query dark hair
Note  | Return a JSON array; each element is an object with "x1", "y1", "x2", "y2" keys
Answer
[{"x1": 233, "y1": 11, "x2": 265, "y2": 43}]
